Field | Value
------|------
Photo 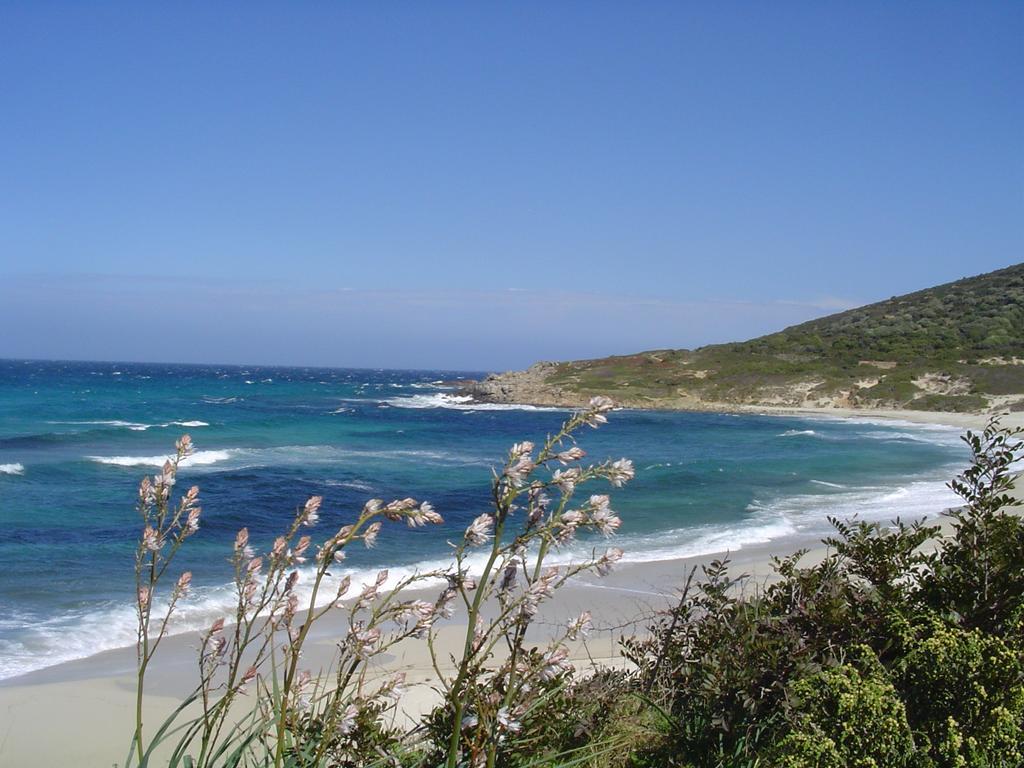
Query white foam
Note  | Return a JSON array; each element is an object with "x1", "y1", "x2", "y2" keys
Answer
[
  {"x1": 48, "y1": 419, "x2": 209, "y2": 431},
  {"x1": 779, "y1": 429, "x2": 817, "y2": 437},
  {"x1": 810, "y1": 479, "x2": 846, "y2": 489},
  {"x1": 603, "y1": 470, "x2": 961, "y2": 567},
  {"x1": 385, "y1": 393, "x2": 564, "y2": 412},
  {"x1": 88, "y1": 450, "x2": 234, "y2": 468},
  {"x1": 49, "y1": 419, "x2": 151, "y2": 431},
  {"x1": 0, "y1": 463, "x2": 24, "y2": 475}
]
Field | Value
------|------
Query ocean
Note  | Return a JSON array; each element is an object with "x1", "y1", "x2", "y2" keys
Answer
[{"x1": 0, "y1": 359, "x2": 967, "y2": 680}]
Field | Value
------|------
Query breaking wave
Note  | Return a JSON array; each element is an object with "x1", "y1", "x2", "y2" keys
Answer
[{"x1": 385, "y1": 393, "x2": 564, "y2": 412}]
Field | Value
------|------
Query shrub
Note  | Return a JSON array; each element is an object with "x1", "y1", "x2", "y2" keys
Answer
[
  {"x1": 771, "y1": 654, "x2": 919, "y2": 768},
  {"x1": 895, "y1": 620, "x2": 1024, "y2": 767}
]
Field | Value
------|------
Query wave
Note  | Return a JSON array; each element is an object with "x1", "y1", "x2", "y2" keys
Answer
[
  {"x1": 0, "y1": 466, "x2": 963, "y2": 680},
  {"x1": 88, "y1": 450, "x2": 234, "y2": 468},
  {"x1": 48, "y1": 419, "x2": 209, "y2": 431},
  {"x1": 385, "y1": 393, "x2": 564, "y2": 412},
  {"x1": 779, "y1": 429, "x2": 817, "y2": 437},
  {"x1": 0, "y1": 463, "x2": 24, "y2": 475},
  {"x1": 49, "y1": 419, "x2": 151, "y2": 431},
  {"x1": 87, "y1": 444, "x2": 487, "y2": 471},
  {"x1": 809, "y1": 479, "x2": 846, "y2": 489},
  {"x1": 600, "y1": 472, "x2": 960, "y2": 567}
]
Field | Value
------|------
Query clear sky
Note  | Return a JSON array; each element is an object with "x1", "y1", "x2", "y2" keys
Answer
[{"x1": 1, "y1": 2, "x2": 1021, "y2": 371}]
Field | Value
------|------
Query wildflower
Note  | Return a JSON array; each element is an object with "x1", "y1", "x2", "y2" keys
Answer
[
  {"x1": 301, "y1": 495, "x2": 322, "y2": 526},
  {"x1": 175, "y1": 571, "x2": 192, "y2": 596},
  {"x1": 404, "y1": 600, "x2": 434, "y2": 622},
  {"x1": 335, "y1": 575, "x2": 352, "y2": 601},
  {"x1": 353, "y1": 627, "x2": 381, "y2": 657},
  {"x1": 138, "y1": 476, "x2": 153, "y2": 505},
  {"x1": 504, "y1": 442, "x2": 535, "y2": 487},
  {"x1": 436, "y1": 588, "x2": 457, "y2": 619},
  {"x1": 588, "y1": 495, "x2": 621, "y2": 536},
  {"x1": 582, "y1": 396, "x2": 614, "y2": 427},
  {"x1": 596, "y1": 547, "x2": 624, "y2": 576},
  {"x1": 357, "y1": 579, "x2": 379, "y2": 607},
  {"x1": 184, "y1": 507, "x2": 201, "y2": 535},
  {"x1": 142, "y1": 525, "x2": 163, "y2": 552},
  {"x1": 538, "y1": 645, "x2": 573, "y2": 681},
  {"x1": 363, "y1": 498, "x2": 383, "y2": 515},
  {"x1": 552, "y1": 467, "x2": 581, "y2": 495},
  {"x1": 606, "y1": 458, "x2": 635, "y2": 487},
  {"x1": 384, "y1": 497, "x2": 417, "y2": 521},
  {"x1": 137, "y1": 586, "x2": 150, "y2": 610},
  {"x1": 566, "y1": 610, "x2": 592, "y2": 640},
  {"x1": 246, "y1": 556, "x2": 263, "y2": 575},
  {"x1": 555, "y1": 446, "x2": 586, "y2": 464},
  {"x1": 496, "y1": 707, "x2": 522, "y2": 734},
  {"x1": 285, "y1": 570, "x2": 299, "y2": 593},
  {"x1": 271, "y1": 536, "x2": 287, "y2": 560},
  {"x1": 176, "y1": 434, "x2": 194, "y2": 457},
  {"x1": 521, "y1": 567, "x2": 559, "y2": 618},
  {"x1": 363, "y1": 522, "x2": 382, "y2": 548},
  {"x1": 234, "y1": 527, "x2": 249, "y2": 552},
  {"x1": 464, "y1": 513, "x2": 494, "y2": 546},
  {"x1": 292, "y1": 535, "x2": 311, "y2": 564},
  {"x1": 160, "y1": 460, "x2": 176, "y2": 488},
  {"x1": 555, "y1": 509, "x2": 585, "y2": 544},
  {"x1": 337, "y1": 703, "x2": 360, "y2": 735},
  {"x1": 407, "y1": 501, "x2": 443, "y2": 527},
  {"x1": 209, "y1": 617, "x2": 225, "y2": 636}
]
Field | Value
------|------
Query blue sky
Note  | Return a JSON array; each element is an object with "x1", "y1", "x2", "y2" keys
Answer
[{"x1": 1, "y1": 2, "x2": 1021, "y2": 370}]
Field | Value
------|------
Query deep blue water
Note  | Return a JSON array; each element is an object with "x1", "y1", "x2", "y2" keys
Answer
[{"x1": 0, "y1": 359, "x2": 966, "y2": 678}]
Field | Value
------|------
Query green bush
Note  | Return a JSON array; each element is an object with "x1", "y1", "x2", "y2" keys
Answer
[
  {"x1": 906, "y1": 394, "x2": 987, "y2": 412},
  {"x1": 771, "y1": 656, "x2": 919, "y2": 768},
  {"x1": 895, "y1": 620, "x2": 1024, "y2": 767}
]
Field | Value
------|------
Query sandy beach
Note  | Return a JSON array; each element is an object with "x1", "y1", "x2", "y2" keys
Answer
[{"x1": 1, "y1": 406, "x2": 1019, "y2": 767}]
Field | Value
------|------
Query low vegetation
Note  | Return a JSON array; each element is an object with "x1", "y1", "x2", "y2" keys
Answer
[
  {"x1": 124, "y1": 408, "x2": 1023, "y2": 767},
  {"x1": 473, "y1": 263, "x2": 1024, "y2": 412}
]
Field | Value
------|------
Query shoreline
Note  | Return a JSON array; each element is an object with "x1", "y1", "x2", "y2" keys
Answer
[{"x1": 1, "y1": 408, "x2": 1020, "y2": 766}]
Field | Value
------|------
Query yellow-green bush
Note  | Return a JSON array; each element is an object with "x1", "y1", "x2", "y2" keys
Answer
[
  {"x1": 896, "y1": 620, "x2": 1024, "y2": 767},
  {"x1": 771, "y1": 655, "x2": 919, "y2": 768}
]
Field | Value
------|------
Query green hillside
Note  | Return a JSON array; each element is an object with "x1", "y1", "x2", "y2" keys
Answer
[{"x1": 510, "y1": 263, "x2": 1024, "y2": 412}]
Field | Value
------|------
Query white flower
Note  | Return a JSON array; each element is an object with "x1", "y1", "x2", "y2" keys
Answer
[
  {"x1": 552, "y1": 467, "x2": 581, "y2": 495},
  {"x1": 606, "y1": 458, "x2": 635, "y2": 487},
  {"x1": 496, "y1": 706, "x2": 522, "y2": 733},
  {"x1": 596, "y1": 547, "x2": 624, "y2": 576},
  {"x1": 302, "y1": 495, "x2": 322, "y2": 526},
  {"x1": 555, "y1": 446, "x2": 586, "y2": 464},
  {"x1": 505, "y1": 442, "x2": 536, "y2": 487},
  {"x1": 337, "y1": 703, "x2": 359, "y2": 735},
  {"x1": 588, "y1": 495, "x2": 621, "y2": 536},
  {"x1": 538, "y1": 645, "x2": 573, "y2": 681},
  {"x1": 142, "y1": 525, "x2": 163, "y2": 552},
  {"x1": 363, "y1": 522, "x2": 382, "y2": 548},
  {"x1": 566, "y1": 610, "x2": 593, "y2": 640},
  {"x1": 464, "y1": 514, "x2": 494, "y2": 547}
]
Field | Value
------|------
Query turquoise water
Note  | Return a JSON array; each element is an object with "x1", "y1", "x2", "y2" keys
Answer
[{"x1": 0, "y1": 359, "x2": 966, "y2": 679}]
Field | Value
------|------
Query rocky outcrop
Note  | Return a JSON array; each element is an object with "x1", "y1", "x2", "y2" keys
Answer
[{"x1": 459, "y1": 362, "x2": 586, "y2": 407}]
